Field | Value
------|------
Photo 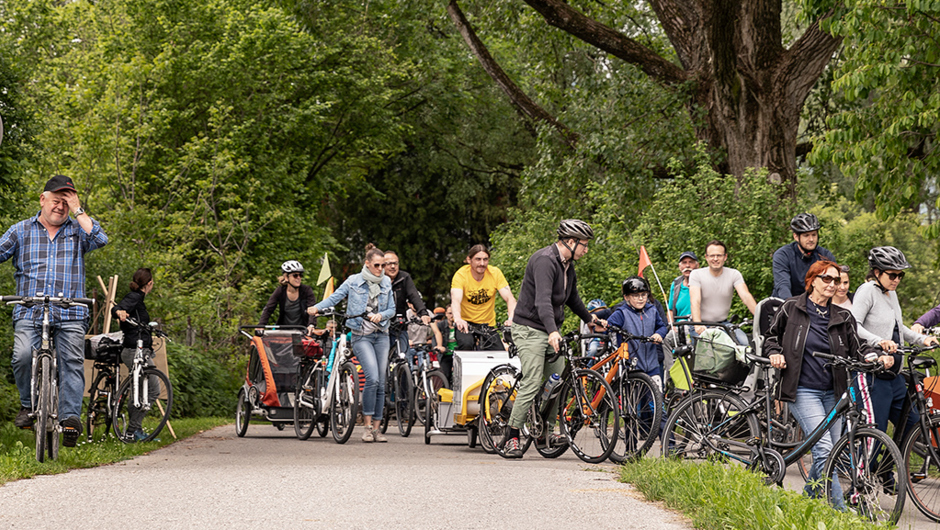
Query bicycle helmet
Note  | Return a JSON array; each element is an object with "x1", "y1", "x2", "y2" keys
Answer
[
  {"x1": 587, "y1": 299, "x2": 607, "y2": 313},
  {"x1": 868, "y1": 246, "x2": 911, "y2": 271},
  {"x1": 557, "y1": 219, "x2": 594, "y2": 240},
  {"x1": 622, "y1": 276, "x2": 651, "y2": 296},
  {"x1": 281, "y1": 260, "x2": 305, "y2": 274},
  {"x1": 790, "y1": 213, "x2": 821, "y2": 234}
]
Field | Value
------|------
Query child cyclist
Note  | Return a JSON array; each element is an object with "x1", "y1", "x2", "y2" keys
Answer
[{"x1": 607, "y1": 276, "x2": 668, "y2": 391}]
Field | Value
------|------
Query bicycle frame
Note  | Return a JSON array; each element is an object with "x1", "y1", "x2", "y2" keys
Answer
[{"x1": 895, "y1": 346, "x2": 940, "y2": 479}]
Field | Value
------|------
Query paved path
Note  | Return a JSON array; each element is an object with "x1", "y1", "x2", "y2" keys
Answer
[{"x1": 0, "y1": 425, "x2": 691, "y2": 530}]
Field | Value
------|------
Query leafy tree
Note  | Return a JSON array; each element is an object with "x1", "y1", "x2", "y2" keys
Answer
[
  {"x1": 448, "y1": 0, "x2": 845, "y2": 193},
  {"x1": 801, "y1": 0, "x2": 940, "y2": 233}
]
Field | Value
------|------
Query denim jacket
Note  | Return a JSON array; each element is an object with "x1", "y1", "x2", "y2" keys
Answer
[{"x1": 314, "y1": 273, "x2": 395, "y2": 332}]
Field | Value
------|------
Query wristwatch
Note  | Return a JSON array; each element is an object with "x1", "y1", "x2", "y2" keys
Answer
[{"x1": 74, "y1": 207, "x2": 86, "y2": 217}]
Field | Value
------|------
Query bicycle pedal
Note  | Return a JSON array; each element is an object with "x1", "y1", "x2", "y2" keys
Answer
[
  {"x1": 911, "y1": 472, "x2": 927, "y2": 483},
  {"x1": 745, "y1": 437, "x2": 761, "y2": 446}
]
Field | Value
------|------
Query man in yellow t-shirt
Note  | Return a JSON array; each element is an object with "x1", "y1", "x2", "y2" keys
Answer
[{"x1": 450, "y1": 244, "x2": 516, "y2": 351}]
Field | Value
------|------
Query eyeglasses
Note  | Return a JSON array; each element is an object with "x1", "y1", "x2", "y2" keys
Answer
[
  {"x1": 290, "y1": 273, "x2": 303, "y2": 279},
  {"x1": 371, "y1": 263, "x2": 386, "y2": 269},
  {"x1": 385, "y1": 261, "x2": 399, "y2": 267},
  {"x1": 628, "y1": 292, "x2": 649, "y2": 299},
  {"x1": 705, "y1": 254, "x2": 726, "y2": 259},
  {"x1": 816, "y1": 274, "x2": 839, "y2": 285},
  {"x1": 884, "y1": 271, "x2": 905, "y2": 281}
]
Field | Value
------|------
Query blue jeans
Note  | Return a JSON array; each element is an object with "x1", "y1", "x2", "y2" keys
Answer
[
  {"x1": 789, "y1": 387, "x2": 844, "y2": 506},
  {"x1": 13, "y1": 319, "x2": 87, "y2": 419},
  {"x1": 870, "y1": 375, "x2": 918, "y2": 438},
  {"x1": 351, "y1": 332, "x2": 389, "y2": 418}
]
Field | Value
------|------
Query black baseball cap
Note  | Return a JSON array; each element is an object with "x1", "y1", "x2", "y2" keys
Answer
[
  {"x1": 678, "y1": 251, "x2": 698, "y2": 262},
  {"x1": 43, "y1": 175, "x2": 76, "y2": 193}
]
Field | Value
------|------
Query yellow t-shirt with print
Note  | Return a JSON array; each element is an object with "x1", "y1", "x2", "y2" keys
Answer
[{"x1": 451, "y1": 264, "x2": 509, "y2": 327}]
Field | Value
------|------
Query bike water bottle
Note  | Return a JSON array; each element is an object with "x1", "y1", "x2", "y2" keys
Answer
[{"x1": 539, "y1": 373, "x2": 562, "y2": 403}]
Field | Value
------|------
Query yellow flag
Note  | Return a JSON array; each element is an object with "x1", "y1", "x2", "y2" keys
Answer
[
  {"x1": 316, "y1": 253, "x2": 331, "y2": 285},
  {"x1": 322, "y1": 277, "x2": 334, "y2": 301}
]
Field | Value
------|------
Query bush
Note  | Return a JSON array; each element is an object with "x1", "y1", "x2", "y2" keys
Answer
[{"x1": 166, "y1": 344, "x2": 241, "y2": 418}]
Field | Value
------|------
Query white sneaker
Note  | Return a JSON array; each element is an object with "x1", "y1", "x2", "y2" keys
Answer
[
  {"x1": 361, "y1": 425, "x2": 374, "y2": 443},
  {"x1": 373, "y1": 428, "x2": 388, "y2": 443}
]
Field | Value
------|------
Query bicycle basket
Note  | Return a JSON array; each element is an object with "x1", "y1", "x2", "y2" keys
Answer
[
  {"x1": 84, "y1": 333, "x2": 123, "y2": 363},
  {"x1": 691, "y1": 328, "x2": 749, "y2": 385}
]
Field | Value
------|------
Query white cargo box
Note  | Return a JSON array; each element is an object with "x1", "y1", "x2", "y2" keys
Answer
[{"x1": 452, "y1": 350, "x2": 521, "y2": 424}]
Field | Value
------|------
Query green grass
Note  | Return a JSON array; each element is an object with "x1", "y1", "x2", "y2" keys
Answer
[
  {"x1": 0, "y1": 417, "x2": 230, "y2": 484},
  {"x1": 620, "y1": 458, "x2": 893, "y2": 530}
]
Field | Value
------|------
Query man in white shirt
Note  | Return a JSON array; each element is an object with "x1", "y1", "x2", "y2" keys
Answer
[{"x1": 689, "y1": 240, "x2": 757, "y2": 344}]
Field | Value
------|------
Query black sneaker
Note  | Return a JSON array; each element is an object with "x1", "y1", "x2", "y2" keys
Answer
[
  {"x1": 61, "y1": 416, "x2": 82, "y2": 447},
  {"x1": 14, "y1": 407, "x2": 34, "y2": 429},
  {"x1": 501, "y1": 437, "x2": 524, "y2": 459}
]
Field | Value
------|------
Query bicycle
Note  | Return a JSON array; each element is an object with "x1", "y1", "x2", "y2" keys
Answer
[
  {"x1": 589, "y1": 325, "x2": 664, "y2": 463},
  {"x1": 379, "y1": 316, "x2": 421, "y2": 437},
  {"x1": 112, "y1": 318, "x2": 173, "y2": 443},
  {"x1": 477, "y1": 329, "x2": 620, "y2": 463},
  {"x1": 2, "y1": 295, "x2": 94, "y2": 462},
  {"x1": 286, "y1": 310, "x2": 361, "y2": 444},
  {"x1": 84, "y1": 335, "x2": 125, "y2": 443},
  {"x1": 411, "y1": 342, "x2": 448, "y2": 429},
  {"x1": 891, "y1": 343, "x2": 940, "y2": 521},
  {"x1": 664, "y1": 351, "x2": 907, "y2": 524}
]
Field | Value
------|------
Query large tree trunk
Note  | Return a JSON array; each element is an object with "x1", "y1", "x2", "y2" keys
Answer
[{"x1": 456, "y1": 0, "x2": 842, "y2": 195}]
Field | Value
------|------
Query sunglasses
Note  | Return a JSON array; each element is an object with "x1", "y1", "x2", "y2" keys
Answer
[
  {"x1": 816, "y1": 275, "x2": 839, "y2": 285},
  {"x1": 371, "y1": 263, "x2": 386, "y2": 269},
  {"x1": 883, "y1": 271, "x2": 905, "y2": 281},
  {"x1": 290, "y1": 273, "x2": 303, "y2": 278}
]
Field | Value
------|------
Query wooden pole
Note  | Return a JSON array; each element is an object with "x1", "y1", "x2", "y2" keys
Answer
[{"x1": 156, "y1": 400, "x2": 176, "y2": 439}]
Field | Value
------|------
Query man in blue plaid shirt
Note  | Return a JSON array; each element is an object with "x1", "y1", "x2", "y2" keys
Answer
[{"x1": 0, "y1": 175, "x2": 108, "y2": 446}]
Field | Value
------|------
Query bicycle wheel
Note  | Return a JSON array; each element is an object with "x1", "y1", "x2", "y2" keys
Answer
[
  {"x1": 608, "y1": 371, "x2": 663, "y2": 463},
  {"x1": 768, "y1": 402, "x2": 811, "y2": 481},
  {"x1": 293, "y1": 381, "x2": 316, "y2": 440},
  {"x1": 558, "y1": 369, "x2": 619, "y2": 464},
  {"x1": 316, "y1": 418, "x2": 329, "y2": 438},
  {"x1": 415, "y1": 370, "x2": 448, "y2": 426},
  {"x1": 394, "y1": 363, "x2": 414, "y2": 437},
  {"x1": 113, "y1": 368, "x2": 173, "y2": 443},
  {"x1": 35, "y1": 355, "x2": 52, "y2": 462},
  {"x1": 478, "y1": 365, "x2": 518, "y2": 455},
  {"x1": 824, "y1": 427, "x2": 906, "y2": 525},
  {"x1": 903, "y1": 415, "x2": 940, "y2": 522},
  {"x1": 85, "y1": 370, "x2": 115, "y2": 442},
  {"x1": 330, "y1": 362, "x2": 359, "y2": 444},
  {"x1": 48, "y1": 376, "x2": 59, "y2": 460},
  {"x1": 662, "y1": 389, "x2": 758, "y2": 465},
  {"x1": 532, "y1": 401, "x2": 567, "y2": 459},
  {"x1": 379, "y1": 373, "x2": 393, "y2": 434},
  {"x1": 235, "y1": 388, "x2": 250, "y2": 437}
]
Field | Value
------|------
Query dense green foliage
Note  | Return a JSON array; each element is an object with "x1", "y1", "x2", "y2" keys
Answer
[
  {"x1": 621, "y1": 457, "x2": 890, "y2": 529},
  {"x1": 167, "y1": 344, "x2": 242, "y2": 418},
  {"x1": 803, "y1": 0, "x2": 940, "y2": 230}
]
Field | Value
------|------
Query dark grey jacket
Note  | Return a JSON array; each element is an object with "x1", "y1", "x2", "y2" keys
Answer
[
  {"x1": 390, "y1": 270, "x2": 427, "y2": 317},
  {"x1": 259, "y1": 284, "x2": 317, "y2": 326},
  {"x1": 513, "y1": 243, "x2": 592, "y2": 334}
]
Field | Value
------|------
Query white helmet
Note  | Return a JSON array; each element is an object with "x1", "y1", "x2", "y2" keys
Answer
[{"x1": 281, "y1": 260, "x2": 305, "y2": 274}]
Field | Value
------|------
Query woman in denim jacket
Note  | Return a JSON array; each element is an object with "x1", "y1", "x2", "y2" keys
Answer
[{"x1": 311, "y1": 244, "x2": 395, "y2": 443}]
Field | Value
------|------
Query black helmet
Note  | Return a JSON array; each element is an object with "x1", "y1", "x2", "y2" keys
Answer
[
  {"x1": 557, "y1": 219, "x2": 594, "y2": 240},
  {"x1": 790, "y1": 213, "x2": 821, "y2": 234},
  {"x1": 622, "y1": 276, "x2": 651, "y2": 296},
  {"x1": 868, "y1": 246, "x2": 911, "y2": 271},
  {"x1": 281, "y1": 260, "x2": 305, "y2": 274}
]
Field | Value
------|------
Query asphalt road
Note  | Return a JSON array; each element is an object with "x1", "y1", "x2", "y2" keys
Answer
[{"x1": 0, "y1": 424, "x2": 691, "y2": 530}]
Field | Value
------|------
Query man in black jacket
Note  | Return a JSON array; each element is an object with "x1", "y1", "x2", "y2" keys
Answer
[
  {"x1": 502, "y1": 219, "x2": 605, "y2": 458},
  {"x1": 385, "y1": 251, "x2": 430, "y2": 355}
]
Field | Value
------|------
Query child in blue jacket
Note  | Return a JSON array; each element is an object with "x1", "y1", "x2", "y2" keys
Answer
[{"x1": 607, "y1": 276, "x2": 669, "y2": 390}]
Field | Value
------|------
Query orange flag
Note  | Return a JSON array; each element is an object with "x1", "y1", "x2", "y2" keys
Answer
[{"x1": 638, "y1": 246, "x2": 652, "y2": 278}]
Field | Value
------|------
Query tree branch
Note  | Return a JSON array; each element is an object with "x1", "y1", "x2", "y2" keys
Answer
[
  {"x1": 779, "y1": 12, "x2": 842, "y2": 106},
  {"x1": 446, "y1": 0, "x2": 577, "y2": 147},
  {"x1": 522, "y1": 0, "x2": 688, "y2": 86}
]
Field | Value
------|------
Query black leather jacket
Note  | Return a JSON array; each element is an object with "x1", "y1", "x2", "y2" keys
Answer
[{"x1": 763, "y1": 293, "x2": 875, "y2": 402}]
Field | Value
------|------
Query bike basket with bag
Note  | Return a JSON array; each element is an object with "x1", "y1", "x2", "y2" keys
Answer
[
  {"x1": 84, "y1": 333, "x2": 123, "y2": 364},
  {"x1": 691, "y1": 328, "x2": 750, "y2": 385}
]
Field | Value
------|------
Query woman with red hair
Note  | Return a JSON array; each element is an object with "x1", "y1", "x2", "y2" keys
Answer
[{"x1": 764, "y1": 260, "x2": 881, "y2": 504}]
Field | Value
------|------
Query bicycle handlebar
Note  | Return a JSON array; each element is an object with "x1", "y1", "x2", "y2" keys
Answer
[
  {"x1": 1, "y1": 295, "x2": 95, "y2": 309},
  {"x1": 124, "y1": 318, "x2": 169, "y2": 339},
  {"x1": 812, "y1": 351, "x2": 885, "y2": 374},
  {"x1": 604, "y1": 324, "x2": 660, "y2": 343}
]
